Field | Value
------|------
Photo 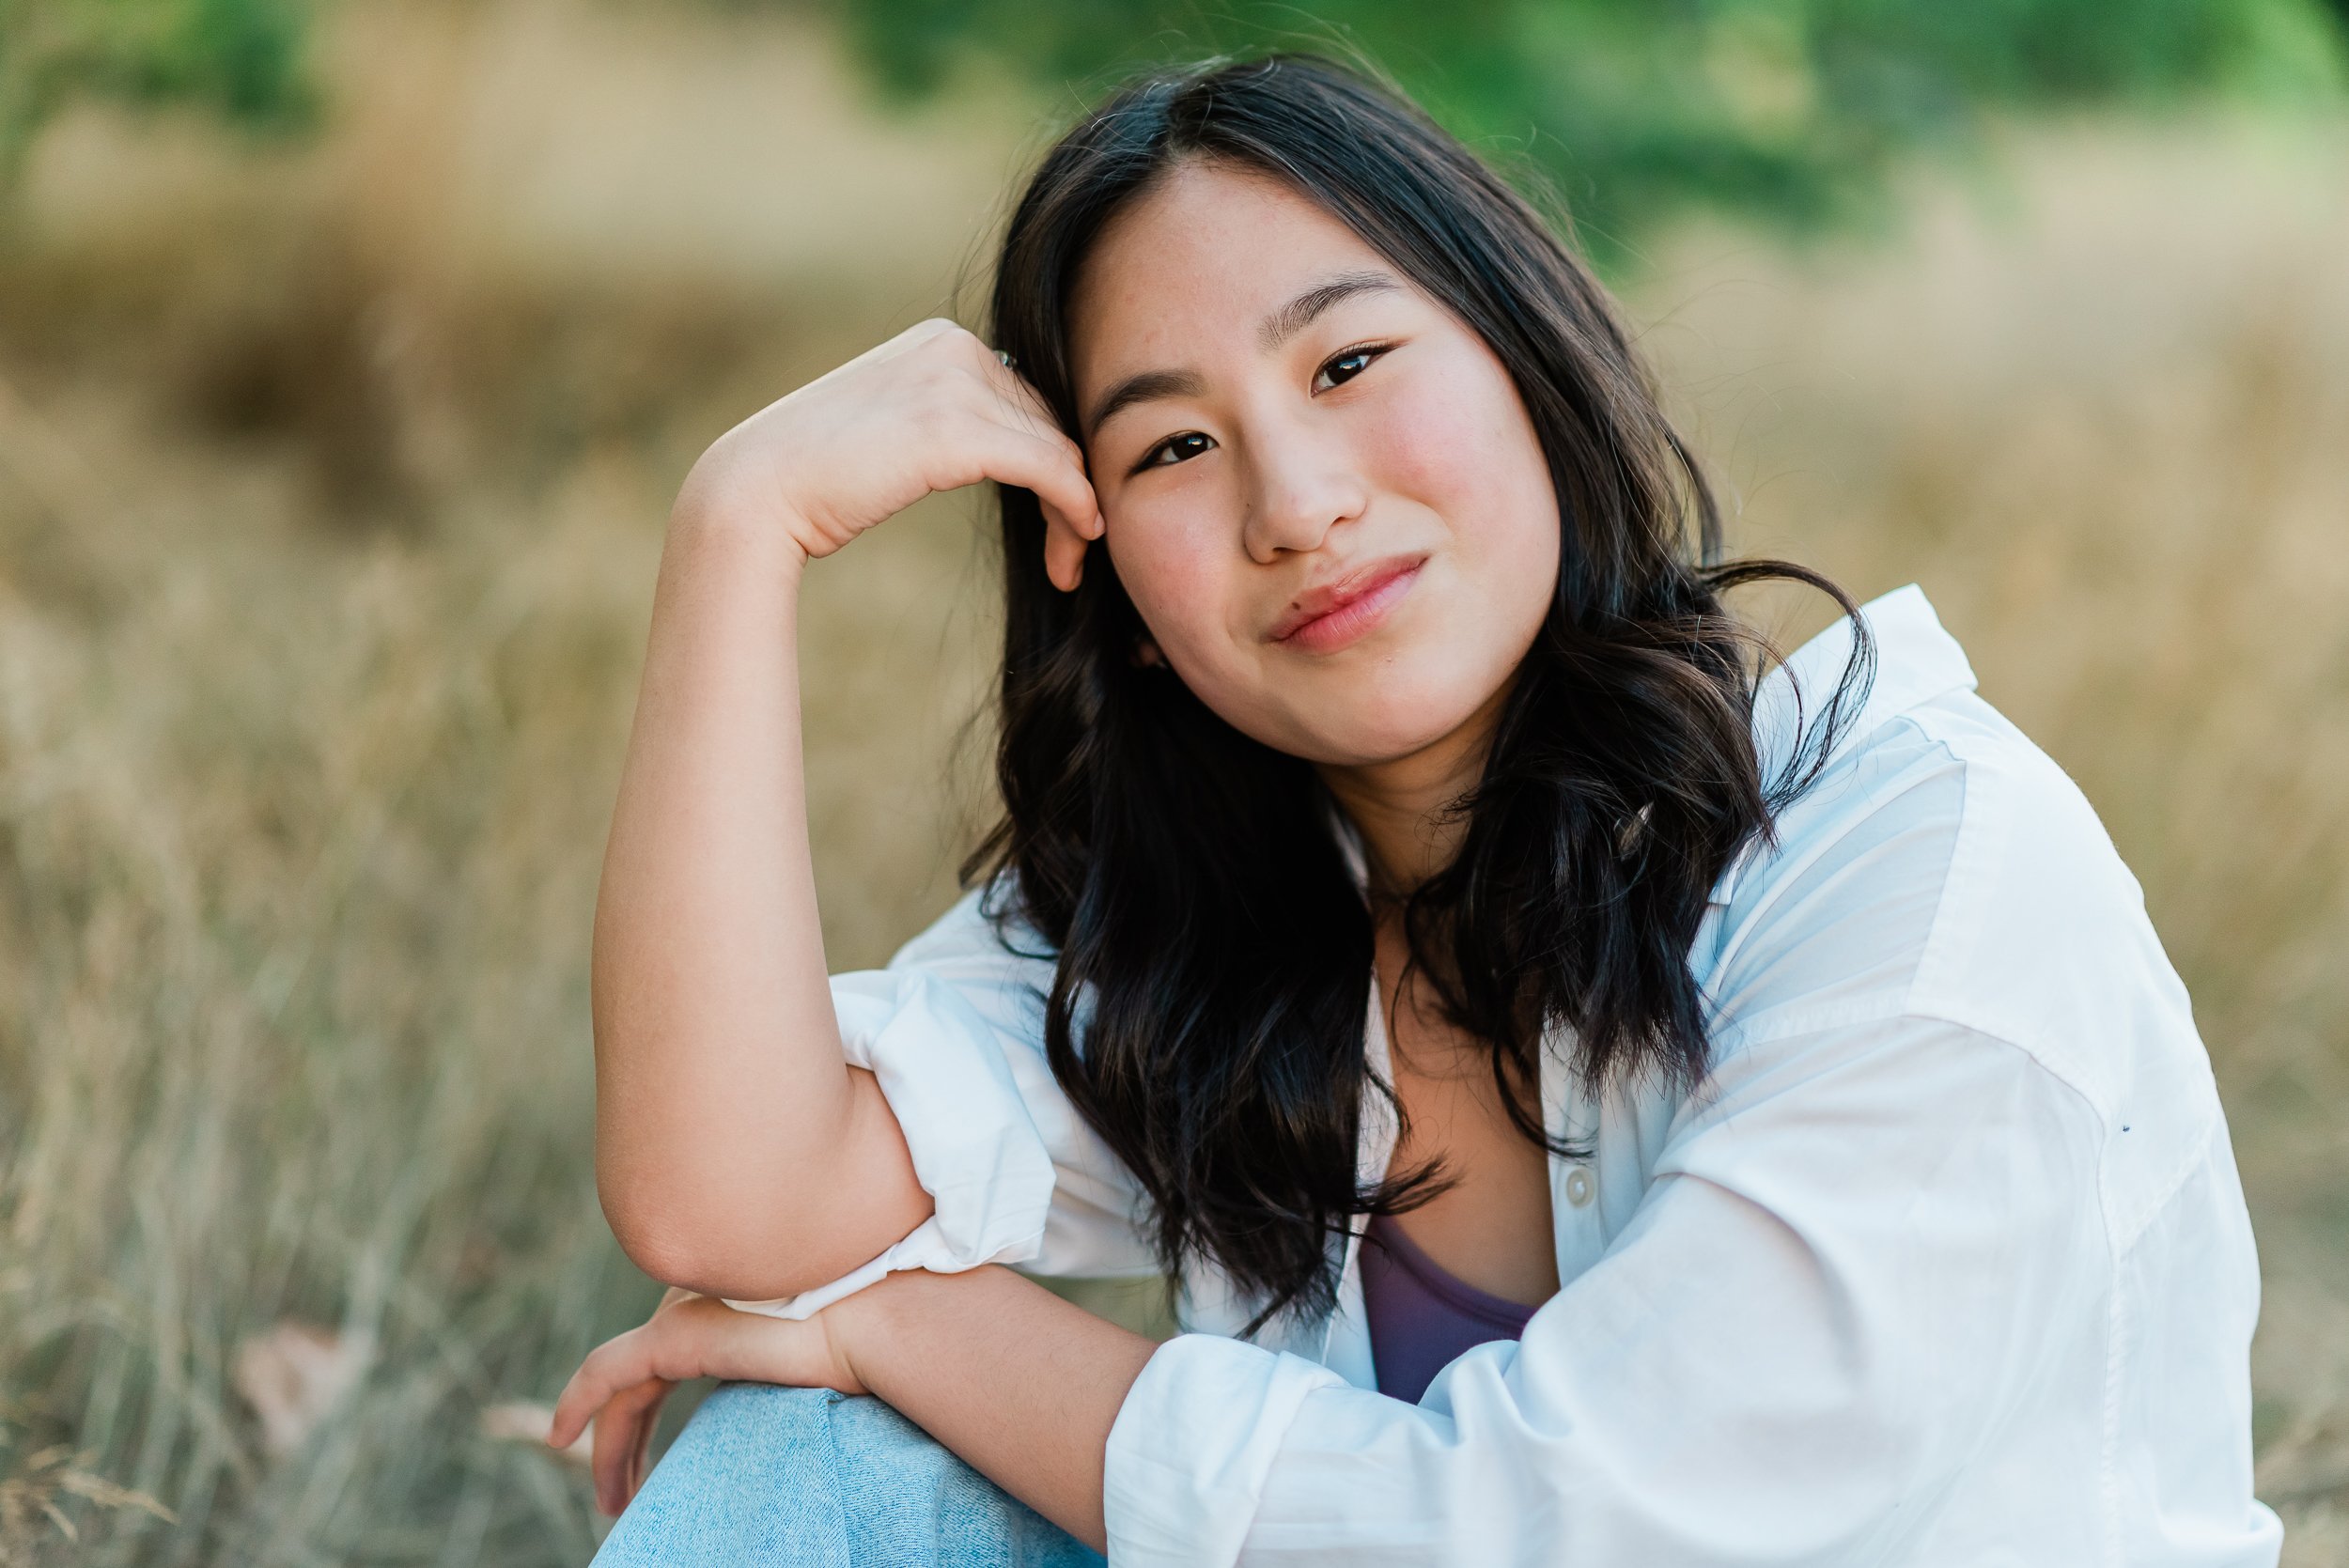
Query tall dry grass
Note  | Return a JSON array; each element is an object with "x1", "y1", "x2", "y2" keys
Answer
[
  {"x1": 0, "y1": 2, "x2": 2341, "y2": 1560},
  {"x1": 1640, "y1": 116, "x2": 2349, "y2": 1551}
]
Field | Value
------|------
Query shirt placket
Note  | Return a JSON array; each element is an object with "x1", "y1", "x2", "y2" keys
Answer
[
  {"x1": 1314, "y1": 967, "x2": 1399, "y2": 1383},
  {"x1": 1542, "y1": 1021, "x2": 1609, "y2": 1288}
]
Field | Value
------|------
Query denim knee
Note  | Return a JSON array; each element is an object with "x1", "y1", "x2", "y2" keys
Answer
[{"x1": 591, "y1": 1383, "x2": 1103, "y2": 1568}]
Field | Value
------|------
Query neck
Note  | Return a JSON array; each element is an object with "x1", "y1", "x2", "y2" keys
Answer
[{"x1": 1315, "y1": 678, "x2": 1513, "y2": 903}]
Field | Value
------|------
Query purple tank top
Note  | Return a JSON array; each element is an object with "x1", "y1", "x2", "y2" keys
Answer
[{"x1": 1359, "y1": 1212, "x2": 1542, "y2": 1403}]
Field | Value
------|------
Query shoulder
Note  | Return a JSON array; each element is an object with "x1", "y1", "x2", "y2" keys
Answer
[
  {"x1": 1887, "y1": 692, "x2": 2198, "y2": 1073},
  {"x1": 1711, "y1": 685, "x2": 2185, "y2": 1055},
  {"x1": 1700, "y1": 683, "x2": 2221, "y2": 1243}
]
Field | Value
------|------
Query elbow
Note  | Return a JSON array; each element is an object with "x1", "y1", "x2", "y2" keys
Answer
[
  {"x1": 597, "y1": 1162, "x2": 889, "y2": 1301},
  {"x1": 593, "y1": 1066, "x2": 934, "y2": 1299},
  {"x1": 596, "y1": 1173, "x2": 708, "y2": 1289},
  {"x1": 617, "y1": 1241, "x2": 786, "y2": 1303},
  {"x1": 599, "y1": 1187, "x2": 818, "y2": 1301}
]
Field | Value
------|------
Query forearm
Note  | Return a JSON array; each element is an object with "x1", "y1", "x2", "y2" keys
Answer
[
  {"x1": 593, "y1": 491, "x2": 928, "y2": 1292},
  {"x1": 838, "y1": 1265, "x2": 1159, "y2": 1554}
]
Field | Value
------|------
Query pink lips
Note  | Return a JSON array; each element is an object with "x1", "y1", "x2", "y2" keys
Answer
[{"x1": 1268, "y1": 555, "x2": 1427, "y2": 654}]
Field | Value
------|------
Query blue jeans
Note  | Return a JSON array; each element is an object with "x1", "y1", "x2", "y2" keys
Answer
[{"x1": 590, "y1": 1383, "x2": 1107, "y2": 1567}]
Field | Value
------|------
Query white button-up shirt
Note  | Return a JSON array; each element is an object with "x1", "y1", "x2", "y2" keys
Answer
[{"x1": 729, "y1": 583, "x2": 2282, "y2": 1567}]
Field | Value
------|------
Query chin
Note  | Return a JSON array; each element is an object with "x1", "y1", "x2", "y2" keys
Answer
[{"x1": 1259, "y1": 666, "x2": 1506, "y2": 768}]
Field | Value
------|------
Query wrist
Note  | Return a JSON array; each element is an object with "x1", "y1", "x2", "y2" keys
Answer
[
  {"x1": 666, "y1": 472, "x2": 817, "y2": 583},
  {"x1": 826, "y1": 1266, "x2": 996, "y2": 1393},
  {"x1": 824, "y1": 1267, "x2": 914, "y2": 1390}
]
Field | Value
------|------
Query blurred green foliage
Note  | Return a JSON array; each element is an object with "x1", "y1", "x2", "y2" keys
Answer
[
  {"x1": 1, "y1": 0, "x2": 2343, "y2": 237},
  {"x1": 0, "y1": 0, "x2": 314, "y2": 176},
  {"x1": 828, "y1": 0, "x2": 2349, "y2": 246}
]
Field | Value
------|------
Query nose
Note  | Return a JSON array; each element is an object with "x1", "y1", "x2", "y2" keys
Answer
[{"x1": 1237, "y1": 415, "x2": 1368, "y2": 565}]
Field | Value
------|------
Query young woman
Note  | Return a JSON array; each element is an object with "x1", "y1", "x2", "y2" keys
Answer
[{"x1": 549, "y1": 53, "x2": 2279, "y2": 1568}]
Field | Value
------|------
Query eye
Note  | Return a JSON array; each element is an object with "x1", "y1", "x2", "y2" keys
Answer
[
  {"x1": 1313, "y1": 342, "x2": 1391, "y2": 393},
  {"x1": 1135, "y1": 430, "x2": 1216, "y2": 473}
]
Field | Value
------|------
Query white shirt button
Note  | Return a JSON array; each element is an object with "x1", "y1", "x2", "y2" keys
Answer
[{"x1": 1563, "y1": 1166, "x2": 1595, "y2": 1208}]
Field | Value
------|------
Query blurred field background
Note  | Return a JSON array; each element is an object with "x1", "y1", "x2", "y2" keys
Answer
[{"x1": 0, "y1": 0, "x2": 2344, "y2": 1560}]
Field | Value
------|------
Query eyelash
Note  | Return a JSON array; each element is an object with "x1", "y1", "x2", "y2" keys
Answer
[{"x1": 1131, "y1": 341, "x2": 1394, "y2": 474}]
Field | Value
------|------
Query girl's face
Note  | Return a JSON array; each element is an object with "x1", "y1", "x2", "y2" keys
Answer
[{"x1": 1066, "y1": 158, "x2": 1561, "y2": 769}]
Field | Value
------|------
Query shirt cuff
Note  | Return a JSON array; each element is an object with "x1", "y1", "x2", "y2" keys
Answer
[
  {"x1": 1103, "y1": 1332, "x2": 1346, "y2": 1568},
  {"x1": 724, "y1": 970, "x2": 1059, "y2": 1321}
]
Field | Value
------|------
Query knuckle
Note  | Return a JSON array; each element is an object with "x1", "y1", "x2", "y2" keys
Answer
[{"x1": 917, "y1": 318, "x2": 980, "y2": 360}]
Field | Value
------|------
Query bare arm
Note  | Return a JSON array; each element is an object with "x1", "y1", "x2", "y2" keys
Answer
[
  {"x1": 591, "y1": 319, "x2": 1101, "y2": 1299},
  {"x1": 849, "y1": 1268, "x2": 1154, "y2": 1549},
  {"x1": 591, "y1": 498, "x2": 927, "y2": 1297}
]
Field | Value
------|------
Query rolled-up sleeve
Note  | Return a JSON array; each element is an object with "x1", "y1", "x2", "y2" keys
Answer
[
  {"x1": 726, "y1": 884, "x2": 1157, "y2": 1322},
  {"x1": 1102, "y1": 1010, "x2": 2110, "y2": 1566}
]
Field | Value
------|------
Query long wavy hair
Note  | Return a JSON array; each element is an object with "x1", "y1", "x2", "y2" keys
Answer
[{"x1": 964, "y1": 52, "x2": 1874, "y2": 1332}]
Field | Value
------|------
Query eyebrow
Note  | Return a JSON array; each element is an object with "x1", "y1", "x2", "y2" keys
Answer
[{"x1": 1082, "y1": 269, "x2": 1405, "y2": 442}]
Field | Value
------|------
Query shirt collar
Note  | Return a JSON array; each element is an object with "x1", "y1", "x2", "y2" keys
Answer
[
  {"x1": 1715, "y1": 581, "x2": 1978, "y2": 905},
  {"x1": 1324, "y1": 582, "x2": 1976, "y2": 908},
  {"x1": 1746, "y1": 580, "x2": 1977, "y2": 790}
]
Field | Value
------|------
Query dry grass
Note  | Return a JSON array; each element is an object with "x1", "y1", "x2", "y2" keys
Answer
[
  {"x1": 0, "y1": 2, "x2": 2341, "y2": 1560},
  {"x1": 1645, "y1": 116, "x2": 2349, "y2": 1558}
]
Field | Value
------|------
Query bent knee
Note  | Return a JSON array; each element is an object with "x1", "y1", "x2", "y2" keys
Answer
[
  {"x1": 593, "y1": 1384, "x2": 1100, "y2": 1566},
  {"x1": 696, "y1": 1380, "x2": 848, "y2": 1432}
]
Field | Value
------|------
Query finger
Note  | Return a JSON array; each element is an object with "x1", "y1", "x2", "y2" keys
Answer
[
  {"x1": 595, "y1": 1406, "x2": 640, "y2": 1515},
  {"x1": 590, "y1": 1389, "x2": 630, "y2": 1514},
  {"x1": 628, "y1": 1385, "x2": 664, "y2": 1508},
  {"x1": 967, "y1": 352, "x2": 1105, "y2": 542},
  {"x1": 591, "y1": 1378, "x2": 668, "y2": 1514},
  {"x1": 550, "y1": 1356, "x2": 608, "y2": 1450},
  {"x1": 973, "y1": 348, "x2": 1070, "y2": 453},
  {"x1": 970, "y1": 395, "x2": 1094, "y2": 516},
  {"x1": 548, "y1": 1374, "x2": 596, "y2": 1453},
  {"x1": 552, "y1": 1332, "x2": 646, "y2": 1450},
  {"x1": 968, "y1": 423, "x2": 1101, "y2": 593},
  {"x1": 612, "y1": 1383, "x2": 668, "y2": 1514},
  {"x1": 1044, "y1": 517, "x2": 1092, "y2": 595}
]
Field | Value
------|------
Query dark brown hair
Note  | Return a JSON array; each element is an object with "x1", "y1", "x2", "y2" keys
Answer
[{"x1": 967, "y1": 53, "x2": 1872, "y2": 1331}]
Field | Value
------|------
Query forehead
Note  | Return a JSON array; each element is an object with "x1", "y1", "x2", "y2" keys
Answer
[{"x1": 1066, "y1": 160, "x2": 1397, "y2": 377}]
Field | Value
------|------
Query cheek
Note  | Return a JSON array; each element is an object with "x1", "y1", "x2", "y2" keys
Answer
[
  {"x1": 1106, "y1": 499, "x2": 1296, "y2": 741},
  {"x1": 1368, "y1": 355, "x2": 1560, "y2": 722},
  {"x1": 1104, "y1": 505, "x2": 1238, "y2": 669},
  {"x1": 1366, "y1": 354, "x2": 1554, "y2": 536}
]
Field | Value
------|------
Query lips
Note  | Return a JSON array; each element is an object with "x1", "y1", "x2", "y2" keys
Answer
[{"x1": 1268, "y1": 554, "x2": 1427, "y2": 654}]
